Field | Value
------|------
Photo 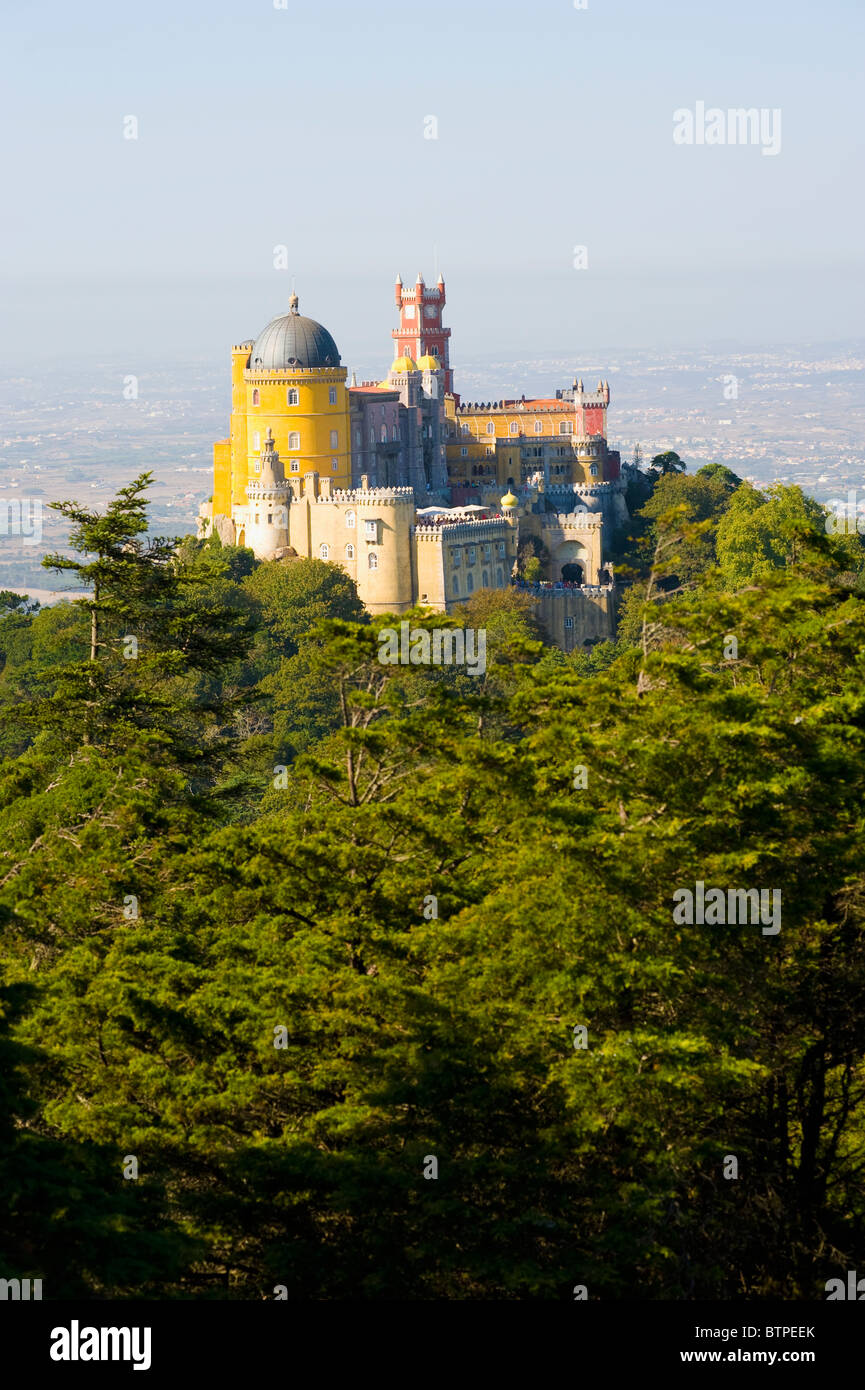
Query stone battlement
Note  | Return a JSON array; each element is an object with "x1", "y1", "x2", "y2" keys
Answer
[{"x1": 320, "y1": 486, "x2": 415, "y2": 506}]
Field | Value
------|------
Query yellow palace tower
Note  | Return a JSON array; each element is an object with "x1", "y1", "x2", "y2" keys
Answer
[{"x1": 212, "y1": 292, "x2": 352, "y2": 519}]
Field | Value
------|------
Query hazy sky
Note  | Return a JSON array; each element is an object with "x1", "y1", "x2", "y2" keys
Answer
[{"x1": 2, "y1": 0, "x2": 863, "y2": 368}]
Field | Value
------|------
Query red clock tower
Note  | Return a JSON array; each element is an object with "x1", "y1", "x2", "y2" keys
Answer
[{"x1": 392, "y1": 271, "x2": 454, "y2": 396}]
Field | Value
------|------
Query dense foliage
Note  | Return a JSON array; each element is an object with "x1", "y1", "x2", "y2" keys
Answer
[{"x1": 1, "y1": 468, "x2": 864, "y2": 1299}]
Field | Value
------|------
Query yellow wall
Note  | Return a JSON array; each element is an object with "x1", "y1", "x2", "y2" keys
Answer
[{"x1": 222, "y1": 347, "x2": 352, "y2": 508}]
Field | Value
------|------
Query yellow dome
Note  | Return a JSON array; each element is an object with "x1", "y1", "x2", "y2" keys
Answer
[
  {"x1": 501, "y1": 490, "x2": 518, "y2": 508},
  {"x1": 417, "y1": 354, "x2": 441, "y2": 370},
  {"x1": 392, "y1": 354, "x2": 418, "y2": 372}
]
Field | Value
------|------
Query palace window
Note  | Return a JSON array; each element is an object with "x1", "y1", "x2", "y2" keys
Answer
[
  {"x1": 331, "y1": 458, "x2": 338, "y2": 471},
  {"x1": 482, "y1": 570, "x2": 489, "y2": 587},
  {"x1": 497, "y1": 541, "x2": 505, "y2": 556},
  {"x1": 486, "y1": 446, "x2": 494, "y2": 456},
  {"x1": 369, "y1": 428, "x2": 375, "y2": 445},
  {"x1": 559, "y1": 420, "x2": 573, "y2": 435},
  {"x1": 590, "y1": 463, "x2": 599, "y2": 476},
  {"x1": 288, "y1": 431, "x2": 300, "y2": 450},
  {"x1": 496, "y1": 567, "x2": 503, "y2": 585},
  {"x1": 355, "y1": 429, "x2": 361, "y2": 448},
  {"x1": 533, "y1": 420, "x2": 542, "y2": 433},
  {"x1": 486, "y1": 422, "x2": 495, "y2": 434},
  {"x1": 253, "y1": 431, "x2": 261, "y2": 451},
  {"x1": 320, "y1": 543, "x2": 329, "y2": 560},
  {"x1": 252, "y1": 389, "x2": 260, "y2": 406},
  {"x1": 450, "y1": 549, "x2": 460, "y2": 567},
  {"x1": 345, "y1": 543, "x2": 355, "y2": 560},
  {"x1": 290, "y1": 460, "x2": 300, "y2": 473},
  {"x1": 461, "y1": 447, "x2": 468, "y2": 457},
  {"x1": 483, "y1": 544, "x2": 491, "y2": 560},
  {"x1": 346, "y1": 510, "x2": 355, "y2": 528},
  {"x1": 364, "y1": 520, "x2": 377, "y2": 540},
  {"x1": 288, "y1": 388, "x2": 299, "y2": 405},
  {"x1": 466, "y1": 573, "x2": 474, "y2": 593},
  {"x1": 452, "y1": 574, "x2": 459, "y2": 595},
  {"x1": 381, "y1": 425, "x2": 388, "y2": 442},
  {"x1": 392, "y1": 425, "x2": 399, "y2": 441},
  {"x1": 564, "y1": 617, "x2": 574, "y2": 630},
  {"x1": 509, "y1": 423, "x2": 518, "y2": 435},
  {"x1": 368, "y1": 552, "x2": 378, "y2": 569},
  {"x1": 329, "y1": 387, "x2": 337, "y2": 405},
  {"x1": 330, "y1": 430, "x2": 339, "y2": 447},
  {"x1": 467, "y1": 546, "x2": 476, "y2": 564}
]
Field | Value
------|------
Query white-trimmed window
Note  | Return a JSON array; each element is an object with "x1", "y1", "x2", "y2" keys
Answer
[
  {"x1": 486, "y1": 421, "x2": 495, "y2": 434},
  {"x1": 330, "y1": 430, "x2": 339, "y2": 448},
  {"x1": 564, "y1": 617, "x2": 574, "y2": 629},
  {"x1": 346, "y1": 510, "x2": 355, "y2": 528},
  {"x1": 288, "y1": 431, "x2": 300, "y2": 450},
  {"x1": 320, "y1": 543, "x2": 329, "y2": 560},
  {"x1": 461, "y1": 447, "x2": 468, "y2": 457},
  {"x1": 331, "y1": 458, "x2": 339, "y2": 472},
  {"x1": 290, "y1": 460, "x2": 300, "y2": 473},
  {"x1": 509, "y1": 423, "x2": 518, "y2": 436},
  {"x1": 288, "y1": 388, "x2": 299, "y2": 405},
  {"x1": 253, "y1": 431, "x2": 261, "y2": 451},
  {"x1": 329, "y1": 387, "x2": 337, "y2": 405},
  {"x1": 559, "y1": 420, "x2": 573, "y2": 435},
  {"x1": 364, "y1": 519, "x2": 377, "y2": 540},
  {"x1": 252, "y1": 389, "x2": 260, "y2": 406},
  {"x1": 533, "y1": 420, "x2": 542, "y2": 434},
  {"x1": 368, "y1": 552, "x2": 378, "y2": 569},
  {"x1": 345, "y1": 543, "x2": 355, "y2": 560},
  {"x1": 467, "y1": 546, "x2": 476, "y2": 564},
  {"x1": 590, "y1": 463, "x2": 599, "y2": 476}
]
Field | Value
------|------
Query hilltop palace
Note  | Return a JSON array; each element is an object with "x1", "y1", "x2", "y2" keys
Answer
[{"x1": 198, "y1": 274, "x2": 629, "y2": 649}]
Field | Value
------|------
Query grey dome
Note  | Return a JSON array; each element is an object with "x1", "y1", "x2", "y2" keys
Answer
[{"x1": 250, "y1": 296, "x2": 340, "y2": 370}]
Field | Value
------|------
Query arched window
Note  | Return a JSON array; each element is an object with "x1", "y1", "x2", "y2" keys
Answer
[
  {"x1": 288, "y1": 388, "x2": 299, "y2": 405},
  {"x1": 345, "y1": 543, "x2": 355, "y2": 560},
  {"x1": 369, "y1": 428, "x2": 375, "y2": 445},
  {"x1": 590, "y1": 463, "x2": 599, "y2": 477},
  {"x1": 380, "y1": 424, "x2": 388, "y2": 443},
  {"x1": 533, "y1": 420, "x2": 542, "y2": 433},
  {"x1": 288, "y1": 431, "x2": 300, "y2": 450},
  {"x1": 319, "y1": 543, "x2": 329, "y2": 560},
  {"x1": 452, "y1": 573, "x2": 459, "y2": 595},
  {"x1": 355, "y1": 429, "x2": 361, "y2": 448},
  {"x1": 346, "y1": 510, "x2": 355, "y2": 528},
  {"x1": 466, "y1": 573, "x2": 474, "y2": 593},
  {"x1": 330, "y1": 430, "x2": 339, "y2": 447},
  {"x1": 482, "y1": 570, "x2": 489, "y2": 587},
  {"x1": 559, "y1": 420, "x2": 573, "y2": 435},
  {"x1": 496, "y1": 567, "x2": 503, "y2": 585},
  {"x1": 486, "y1": 421, "x2": 495, "y2": 434},
  {"x1": 392, "y1": 425, "x2": 398, "y2": 441},
  {"x1": 368, "y1": 552, "x2": 378, "y2": 570},
  {"x1": 252, "y1": 388, "x2": 260, "y2": 406}
]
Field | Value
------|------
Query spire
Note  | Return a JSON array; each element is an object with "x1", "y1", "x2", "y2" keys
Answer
[
  {"x1": 395, "y1": 272, "x2": 402, "y2": 284},
  {"x1": 289, "y1": 292, "x2": 299, "y2": 315},
  {"x1": 350, "y1": 369, "x2": 357, "y2": 387},
  {"x1": 416, "y1": 271, "x2": 424, "y2": 284}
]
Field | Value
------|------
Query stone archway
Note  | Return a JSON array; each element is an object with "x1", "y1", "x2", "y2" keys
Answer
[
  {"x1": 561, "y1": 561, "x2": 584, "y2": 585},
  {"x1": 553, "y1": 539, "x2": 588, "y2": 584}
]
